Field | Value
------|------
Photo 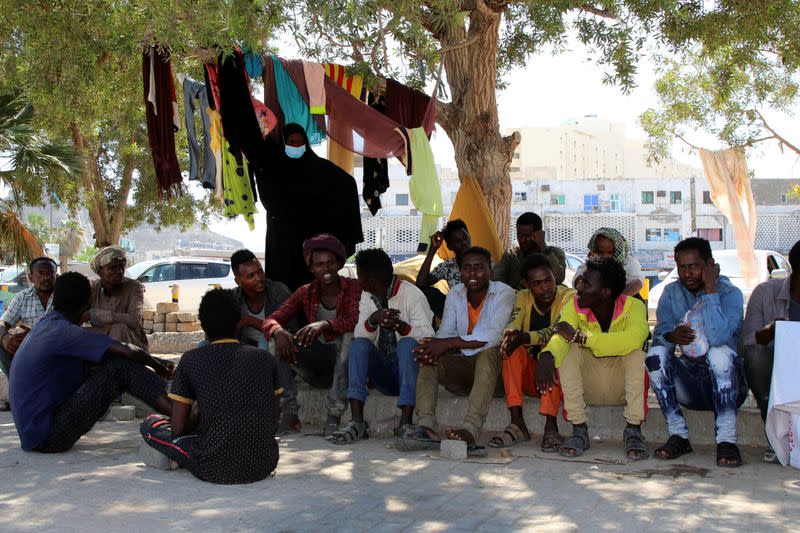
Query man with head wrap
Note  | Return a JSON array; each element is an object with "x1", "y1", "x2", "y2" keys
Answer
[
  {"x1": 573, "y1": 227, "x2": 644, "y2": 296},
  {"x1": 262, "y1": 234, "x2": 362, "y2": 437},
  {"x1": 86, "y1": 246, "x2": 148, "y2": 349}
]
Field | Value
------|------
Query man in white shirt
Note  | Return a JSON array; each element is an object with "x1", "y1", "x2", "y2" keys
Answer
[
  {"x1": 399, "y1": 246, "x2": 515, "y2": 453},
  {"x1": 330, "y1": 248, "x2": 433, "y2": 445}
]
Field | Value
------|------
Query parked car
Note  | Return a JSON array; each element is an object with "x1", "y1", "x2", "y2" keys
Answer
[
  {"x1": 647, "y1": 249, "x2": 791, "y2": 323},
  {"x1": 0, "y1": 265, "x2": 29, "y2": 293},
  {"x1": 563, "y1": 253, "x2": 585, "y2": 288},
  {"x1": 126, "y1": 257, "x2": 237, "y2": 312}
]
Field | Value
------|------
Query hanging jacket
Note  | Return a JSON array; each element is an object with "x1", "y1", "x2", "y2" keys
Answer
[{"x1": 182, "y1": 76, "x2": 216, "y2": 189}]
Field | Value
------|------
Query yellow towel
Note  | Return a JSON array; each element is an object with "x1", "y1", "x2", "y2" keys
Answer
[{"x1": 437, "y1": 175, "x2": 503, "y2": 262}]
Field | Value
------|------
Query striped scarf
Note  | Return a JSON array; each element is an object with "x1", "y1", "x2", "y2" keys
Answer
[
  {"x1": 369, "y1": 277, "x2": 400, "y2": 362},
  {"x1": 588, "y1": 227, "x2": 629, "y2": 264}
]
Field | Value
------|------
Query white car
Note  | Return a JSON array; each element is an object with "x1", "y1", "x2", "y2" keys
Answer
[
  {"x1": 647, "y1": 249, "x2": 792, "y2": 323},
  {"x1": 564, "y1": 253, "x2": 585, "y2": 288},
  {"x1": 126, "y1": 257, "x2": 237, "y2": 312}
]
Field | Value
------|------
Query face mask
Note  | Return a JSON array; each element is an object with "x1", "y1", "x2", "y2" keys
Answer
[{"x1": 285, "y1": 144, "x2": 306, "y2": 159}]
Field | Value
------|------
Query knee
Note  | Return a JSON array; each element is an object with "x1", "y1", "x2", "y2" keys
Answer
[{"x1": 707, "y1": 347, "x2": 736, "y2": 375}]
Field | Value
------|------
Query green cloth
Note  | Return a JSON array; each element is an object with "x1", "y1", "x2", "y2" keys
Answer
[
  {"x1": 407, "y1": 127, "x2": 443, "y2": 249},
  {"x1": 221, "y1": 139, "x2": 256, "y2": 231},
  {"x1": 493, "y1": 245, "x2": 567, "y2": 288}
]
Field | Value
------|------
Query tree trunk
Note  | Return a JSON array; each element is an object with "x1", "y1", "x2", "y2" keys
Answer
[{"x1": 435, "y1": 1, "x2": 519, "y2": 249}]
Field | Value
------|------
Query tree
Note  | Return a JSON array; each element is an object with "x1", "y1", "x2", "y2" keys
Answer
[
  {"x1": 0, "y1": 2, "x2": 283, "y2": 247},
  {"x1": 289, "y1": 0, "x2": 800, "y2": 245}
]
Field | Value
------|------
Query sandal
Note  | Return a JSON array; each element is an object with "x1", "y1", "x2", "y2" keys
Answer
[
  {"x1": 396, "y1": 425, "x2": 441, "y2": 451},
  {"x1": 655, "y1": 435, "x2": 693, "y2": 460},
  {"x1": 488, "y1": 423, "x2": 530, "y2": 448},
  {"x1": 716, "y1": 442, "x2": 743, "y2": 468},
  {"x1": 324, "y1": 421, "x2": 339, "y2": 439},
  {"x1": 623, "y1": 426, "x2": 649, "y2": 461},
  {"x1": 466, "y1": 443, "x2": 488, "y2": 457},
  {"x1": 559, "y1": 425, "x2": 590, "y2": 458},
  {"x1": 329, "y1": 421, "x2": 368, "y2": 445},
  {"x1": 541, "y1": 432, "x2": 566, "y2": 453}
]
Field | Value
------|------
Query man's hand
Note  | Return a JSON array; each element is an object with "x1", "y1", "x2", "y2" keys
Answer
[
  {"x1": 274, "y1": 328, "x2": 299, "y2": 364},
  {"x1": 369, "y1": 308, "x2": 404, "y2": 331},
  {"x1": 429, "y1": 231, "x2": 444, "y2": 251},
  {"x1": 500, "y1": 330, "x2": 527, "y2": 359},
  {"x1": 533, "y1": 229, "x2": 547, "y2": 252},
  {"x1": 755, "y1": 320, "x2": 780, "y2": 345},
  {"x1": 535, "y1": 353, "x2": 557, "y2": 394},
  {"x1": 551, "y1": 321, "x2": 576, "y2": 341},
  {"x1": 151, "y1": 356, "x2": 175, "y2": 379},
  {"x1": 413, "y1": 337, "x2": 451, "y2": 366},
  {"x1": 702, "y1": 262, "x2": 720, "y2": 294},
  {"x1": 666, "y1": 324, "x2": 696, "y2": 346},
  {"x1": 295, "y1": 321, "x2": 330, "y2": 349},
  {"x1": 1, "y1": 331, "x2": 26, "y2": 356}
]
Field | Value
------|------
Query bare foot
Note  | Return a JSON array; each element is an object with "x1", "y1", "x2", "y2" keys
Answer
[{"x1": 445, "y1": 428, "x2": 475, "y2": 445}]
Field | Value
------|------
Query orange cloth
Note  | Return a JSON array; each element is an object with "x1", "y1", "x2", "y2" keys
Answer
[
  {"x1": 467, "y1": 297, "x2": 486, "y2": 335},
  {"x1": 327, "y1": 137, "x2": 354, "y2": 174},
  {"x1": 502, "y1": 345, "x2": 561, "y2": 416},
  {"x1": 438, "y1": 175, "x2": 503, "y2": 262}
]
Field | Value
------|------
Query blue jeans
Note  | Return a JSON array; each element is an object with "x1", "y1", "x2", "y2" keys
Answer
[
  {"x1": 347, "y1": 337, "x2": 419, "y2": 408},
  {"x1": 646, "y1": 345, "x2": 748, "y2": 444}
]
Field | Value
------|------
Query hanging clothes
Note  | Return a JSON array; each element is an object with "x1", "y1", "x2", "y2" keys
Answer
[
  {"x1": 204, "y1": 62, "x2": 221, "y2": 111},
  {"x1": 324, "y1": 64, "x2": 365, "y2": 100},
  {"x1": 385, "y1": 78, "x2": 431, "y2": 132},
  {"x1": 272, "y1": 56, "x2": 326, "y2": 145},
  {"x1": 362, "y1": 95, "x2": 389, "y2": 215},
  {"x1": 253, "y1": 123, "x2": 363, "y2": 291},
  {"x1": 243, "y1": 48, "x2": 264, "y2": 79},
  {"x1": 142, "y1": 46, "x2": 182, "y2": 197},
  {"x1": 207, "y1": 108, "x2": 224, "y2": 200},
  {"x1": 438, "y1": 175, "x2": 503, "y2": 262},
  {"x1": 182, "y1": 76, "x2": 216, "y2": 189},
  {"x1": 218, "y1": 49, "x2": 265, "y2": 170},
  {"x1": 251, "y1": 96, "x2": 278, "y2": 138},
  {"x1": 303, "y1": 61, "x2": 326, "y2": 114},
  {"x1": 221, "y1": 135, "x2": 257, "y2": 231},
  {"x1": 397, "y1": 126, "x2": 444, "y2": 249},
  {"x1": 262, "y1": 55, "x2": 286, "y2": 143}
]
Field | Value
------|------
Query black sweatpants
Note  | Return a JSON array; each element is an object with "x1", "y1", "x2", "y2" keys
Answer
[{"x1": 35, "y1": 357, "x2": 167, "y2": 453}]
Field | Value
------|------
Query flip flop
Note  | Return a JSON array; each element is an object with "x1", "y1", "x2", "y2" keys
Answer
[
  {"x1": 655, "y1": 435, "x2": 693, "y2": 460},
  {"x1": 396, "y1": 425, "x2": 441, "y2": 451},
  {"x1": 488, "y1": 423, "x2": 530, "y2": 448}
]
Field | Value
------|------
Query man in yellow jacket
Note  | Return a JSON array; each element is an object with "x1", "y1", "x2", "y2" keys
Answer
[{"x1": 537, "y1": 257, "x2": 650, "y2": 460}]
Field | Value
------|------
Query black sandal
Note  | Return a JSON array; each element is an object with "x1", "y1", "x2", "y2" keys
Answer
[
  {"x1": 396, "y1": 425, "x2": 441, "y2": 451},
  {"x1": 559, "y1": 426, "x2": 590, "y2": 458},
  {"x1": 329, "y1": 421, "x2": 368, "y2": 445},
  {"x1": 655, "y1": 435, "x2": 693, "y2": 460},
  {"x1": 716, "y1": 442, "x2": 742, "y2": 467},
  {"x1": 623, "y1": 426, "x2": 649, "y2": 460}
]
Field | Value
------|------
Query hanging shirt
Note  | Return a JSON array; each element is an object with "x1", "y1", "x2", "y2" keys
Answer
[
  {"x1": 272, "y1": 56, "x2": 325, "y2": 145},
  {"x1": 302, "y1": 61, "x2": 326, "y2": 114},
  {"x1": 221, "y1": 140, "x2": 256, "y2": 231},
  {"x1": 207, "y1": 108, "x2": 224, "y2": 200}
]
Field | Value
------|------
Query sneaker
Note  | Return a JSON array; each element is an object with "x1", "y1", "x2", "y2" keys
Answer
[{"x1": 763, "y1": 446, "x2": 779, "y2": 464}]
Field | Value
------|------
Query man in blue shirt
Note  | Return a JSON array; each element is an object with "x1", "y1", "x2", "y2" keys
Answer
[
  {"x1": 10, "y1": 272, "x2": 173, "y2": 452},
  {"x1": 646, "y1": 237, "x2": 747, "y2": 467}
]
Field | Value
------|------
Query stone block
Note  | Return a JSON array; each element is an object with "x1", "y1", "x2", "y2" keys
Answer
[
  {"x1": 153, "y1": 313, "x2": 165, "y2": 323},
  {"x1": 177, "y1": 312, "x2": 195, "y2": 323},
  {"x1": 165, "y1": 322, "x2": 178, "y2": 332},
  {"x1": 142, "y1": 309, "x2": 155, "y2": 320},
  {"x1": 177, "y1": 322, "x2": 200, "y2": 332},
  {"x1": 142, "y1": 320, "x2": 154, "y2": 330},
  {"x1": 152, "y1": 323, "x2": 165, "y2": 333},
  {"x1": 165, "y1": 312, "x2": 179, "y2": 323},
  {"x1": 156, "y1": 302, "x2": 179, "y2": 314},
  {"x1": 146, "y1": 331, "x2": 205, "y2": 354},
  {"x1": 440, "y1": 439, "x2": 467, "y2": 460},
  {"x1": 139, "y1": 440, "x2": 179, "y2": 470}
]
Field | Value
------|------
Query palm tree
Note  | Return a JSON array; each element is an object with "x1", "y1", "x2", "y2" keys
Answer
[{"x1": 0, "y1": 94, "x2": 83, "y2": 263}]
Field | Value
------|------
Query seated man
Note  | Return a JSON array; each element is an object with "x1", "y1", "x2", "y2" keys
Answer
[
  {"x1": 262, "y1": 234, "x2": 361, "y2": 436},
  {"x1": 416, "y1": 219, "x2": 471, "y2": 318},
  {"x1": 494, "y1": 212, "x2": 567, "y2": 288},
  {"x1": 86, "y1": 246, "x2": 148, "y2": 349},
  {"x1": 647, "y1": 237, "x2": 747, "y2": 467},
  {"x1": 573, "y1": 227, "x2": 644, "y2": 296},
  {"x1": 399, "y1": 246, "x2": 515, "y2": 453},
  {"x1": 490, "y1": 254, "x2": 575, "y2": 451},
  {"x1": 230, "y1": 249, "x2": 291, "y2": 349},
  {"x1": 330, "y1": 248, "x2": 433, "y2": 444},
  {"x1": 740, "y1": 239, "x2": 800, "y2": 462},
  {"x1": 537, "y1": 257, "x2": 650, "y2": 460},
  {"x1": 0, "y1": 257, "x2": 57, "y2": 409},
  {"x1": 9, "y1": 272, "x2": 172, "y2": 452},
  {"x1": 141, "y1": 289, "x2": 282, "y2": 484}
]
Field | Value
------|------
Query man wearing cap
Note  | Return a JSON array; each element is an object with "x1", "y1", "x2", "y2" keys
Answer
[
  {"x1": 263, "y1": 233, "x2": 362, "y2": 436},
  {"x1": 86, "y1": 246, "x2": 148, "y2": 349}
]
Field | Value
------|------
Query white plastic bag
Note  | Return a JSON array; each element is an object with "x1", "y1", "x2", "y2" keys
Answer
[{"x1": 679, "y1": 301, "x2": 710, "y2": 358}]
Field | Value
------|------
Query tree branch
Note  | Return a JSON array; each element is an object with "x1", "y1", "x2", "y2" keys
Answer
[
  {"x1": 751, "y1": 109, "x2": 800, "y2": 156},
  {"x1": 574, "y1": 2, "x2": 617, "y2": 19},
  {"x1": 670, "y1": 130, "x2": 703, "y2": 151}
]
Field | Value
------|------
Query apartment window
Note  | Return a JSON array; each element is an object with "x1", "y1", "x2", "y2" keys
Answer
[
  {"x1": 646, "y1": 228, "x2": 662, "y2": 242},
  {"x1": 656, "y1": 190, "x2": 667, "y2": 198},
  {"x1": 702, "y1": 191, "x2": 713, "y2": 204},
  {"x1": 670, "y1": 191, "x2": 682, "y2": 204},
  {"x1": 642, "y1": 191, "x2": 654, "y2": 204},
  {"x1": 781, "y1": 194, "x2": 788, "y2": 204},
  {"x1": 513, "y1": 191, "x2": 527, "y2": 202},
  {"x1": 698, "y1": 228, "x2": 723, "y2": 242},
  {"x1": 583, "y1": 194, "x2": 599, "y2": 212},
  {"x1": 664, "y1": 228, "x2": 681, "y2": 242},
  {"x1": 395, "y1": 193, "x2": 409, "y2": 206},
  {"x1": 510, "y1": 166, "x2": 521, "y2": 173},
  {"x1": 597, "y1": 184, "x2": 606, "y2": 191},
  {"x1": 609, "y1": 193, "x2": 621, "y2": 212},
  {"x1": 557, "y1": 194, "x2": 566, "y2": 205}
]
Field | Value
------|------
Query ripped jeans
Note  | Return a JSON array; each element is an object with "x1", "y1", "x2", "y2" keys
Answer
[{"x1": 646, "y1": 345, "x2": 748, "y2": 444}]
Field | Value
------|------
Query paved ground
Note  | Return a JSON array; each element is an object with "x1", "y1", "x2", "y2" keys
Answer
[{"x1": 0, "y1": 412, "x2": 798, "y2": 533}]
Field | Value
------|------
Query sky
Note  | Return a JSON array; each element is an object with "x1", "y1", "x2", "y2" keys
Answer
[{"x1": 208, "y1": 35, "x2": 800, "y2": 252}]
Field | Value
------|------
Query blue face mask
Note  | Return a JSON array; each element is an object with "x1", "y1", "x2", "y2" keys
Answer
[{"x1": 285, "y1": 144, "x2": 306, "y2": 159}]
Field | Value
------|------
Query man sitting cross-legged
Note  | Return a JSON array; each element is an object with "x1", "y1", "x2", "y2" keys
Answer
[
  {"x1": 329, "y1": 248, "x2": 433, "y2": 445},
  {"x1": 141, "y1": 289, "x2": 282, "y2": 484},
  {"x1": 489, "y1": 253, "x2": 575, "y2": 451},
  {"x1": 398, "y1": 246, "x2": 515, "y2": 454},
  {"x1": 646, "y1": 237, "x2": 747, "y2": 467},
  {"x1": 262, "y1": 233, "x2": 361, "y2": 437},
  {"x1": 9, "y1": 272, "x2": 173, "y2": 452},
  {"x1": 537, "y1": 257, "x2": 650, "y2": 460}
]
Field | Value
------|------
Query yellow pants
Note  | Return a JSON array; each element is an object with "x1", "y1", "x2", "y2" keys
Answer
[{"x1": 559, "y1": 344, "x2": 647, "y2": 426}]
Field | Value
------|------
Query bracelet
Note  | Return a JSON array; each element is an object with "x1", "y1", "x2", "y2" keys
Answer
[{"x1": 569, "y1": 329, "x2": 581, "y2": 343}]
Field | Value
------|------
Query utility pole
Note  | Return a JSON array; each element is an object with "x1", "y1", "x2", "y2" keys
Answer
[{"x1": 689, "y1": 176, "x2": 697, "y2": 235}]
